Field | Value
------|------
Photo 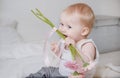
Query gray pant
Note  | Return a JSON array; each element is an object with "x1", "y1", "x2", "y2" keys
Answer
[{"x1": 26, "y1": 67, "x2": 68, "y2": 78}]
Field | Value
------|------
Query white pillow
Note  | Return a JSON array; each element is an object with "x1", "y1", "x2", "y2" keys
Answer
[
  {"x1": 94, "y1": 51, "x2": 120, "y2": 77},
  {"x1": 0, "y1": 19, "x2": 23, "y2": 44},
  {"x1": 0, "y1": 26, "x2": 23, "y2": 44},
  {"x1": 101, "y1": 64, "x2": 120, "y2": 78},
  {"x1": 0, "y1": 18, "x2": 17, "y2": 28}
]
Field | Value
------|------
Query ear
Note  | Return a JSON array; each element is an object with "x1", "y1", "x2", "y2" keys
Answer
[{"x1": 81, "y1": 27, "x2": 89, "y2": 36}]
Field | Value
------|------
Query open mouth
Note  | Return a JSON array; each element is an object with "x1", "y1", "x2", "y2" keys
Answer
[
  {"x1": 63, "y1": 34, "x2": 68, "y2": 38},
  {"x1": 60, "y1": 32, "x2": 68, "y2": 38}
]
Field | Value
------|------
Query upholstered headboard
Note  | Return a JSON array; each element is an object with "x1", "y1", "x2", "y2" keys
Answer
[{"x1": 89, "y1": 15, "x2": 120, "y2": 53}]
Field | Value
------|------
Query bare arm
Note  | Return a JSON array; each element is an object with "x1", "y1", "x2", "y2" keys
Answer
[{"x1": 81, "y1": 42, "x2": 96, "y2": 63}]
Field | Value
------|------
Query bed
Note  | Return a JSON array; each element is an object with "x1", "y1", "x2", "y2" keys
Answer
[{"x1": 0, "y1": 16, "x2": 120, "y2": 78}]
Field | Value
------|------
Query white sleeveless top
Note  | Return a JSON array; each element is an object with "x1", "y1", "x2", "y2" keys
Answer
[{"x1": 58, "y1": 39, "x2": 99, "y2": 77}]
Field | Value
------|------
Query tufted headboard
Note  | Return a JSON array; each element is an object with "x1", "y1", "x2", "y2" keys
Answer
[{"x1": 89, "y1": 15, "x2": 120, "y2": 53}]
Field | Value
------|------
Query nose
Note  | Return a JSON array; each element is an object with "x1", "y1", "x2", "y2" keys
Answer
[{"x1": 59, "y1": 26, "x2": 66, "y2": 33}]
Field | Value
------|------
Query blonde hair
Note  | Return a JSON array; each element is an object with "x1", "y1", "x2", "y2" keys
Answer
[{"x1": 61, "y1": 3, "x2": 95, "y2": 29}]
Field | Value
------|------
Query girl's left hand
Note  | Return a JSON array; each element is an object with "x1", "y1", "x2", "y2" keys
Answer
[{"x1": 64, "y1": 37, "x2": 75, "y2": 48}]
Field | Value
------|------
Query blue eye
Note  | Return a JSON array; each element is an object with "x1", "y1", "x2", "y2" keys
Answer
[
  {"x1": 60, "y1": 23, "x2": 64, "y2": 26},
  {"x1": 68, "y1": 25, "x2": 72, "y2": 29}
]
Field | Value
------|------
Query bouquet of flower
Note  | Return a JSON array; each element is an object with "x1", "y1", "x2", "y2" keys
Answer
[{"x1": 31, "y1": 8, "x2": 89, "y2": 75}]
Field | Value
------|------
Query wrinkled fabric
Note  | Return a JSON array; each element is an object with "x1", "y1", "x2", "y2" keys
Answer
[{"x1": 26, "y1": 67, "x2": 67, "y2": 78}]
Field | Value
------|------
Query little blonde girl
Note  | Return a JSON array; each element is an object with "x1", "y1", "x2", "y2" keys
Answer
[{"x1": 26, "y1": 3, "x2": 99, "y2": 78}]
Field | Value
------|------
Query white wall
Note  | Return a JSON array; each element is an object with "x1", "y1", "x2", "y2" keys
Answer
[{"x1": 0, "y1": 0, "x2": 120, "y2": 42}]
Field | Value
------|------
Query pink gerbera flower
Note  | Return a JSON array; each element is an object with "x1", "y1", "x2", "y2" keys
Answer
[{"x1": 64, "y1": 61, "x2": 85, "y2": 73}]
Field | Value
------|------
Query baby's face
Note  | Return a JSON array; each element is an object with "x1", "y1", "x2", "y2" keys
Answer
[{"x1": 59, "y1": 15, "x2": 84, "y2": 42}]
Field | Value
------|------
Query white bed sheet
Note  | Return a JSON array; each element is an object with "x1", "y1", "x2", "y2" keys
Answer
[
  {"x1": 0, "y1": 55, "x2": 45, "y2": 78},
  {"x1": 0, "y1": 42, "x2": 59, "y2": 78},
  {"x1": 94, "y1": 50, "x2": 120, "y2": 78}
]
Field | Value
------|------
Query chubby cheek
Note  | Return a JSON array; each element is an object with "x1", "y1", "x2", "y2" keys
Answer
[
  {"x1": 73, "y1": 32, "x2": 81, "y2": 40},
  {"x1": 67, "y1": 32, "x2": 76, "y2": 39},
  {"x1": 58, "y1": 27, "x2": 62, "y2": 32}
]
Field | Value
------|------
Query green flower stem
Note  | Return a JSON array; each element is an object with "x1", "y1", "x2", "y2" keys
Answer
[{"x1": 31, "y1": 8, "x2": 89, "y2": 67}]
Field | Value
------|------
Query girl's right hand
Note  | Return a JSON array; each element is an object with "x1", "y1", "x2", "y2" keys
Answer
[{"x1": 51, "y1": 42, "x2": 59, "y2": 53}]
